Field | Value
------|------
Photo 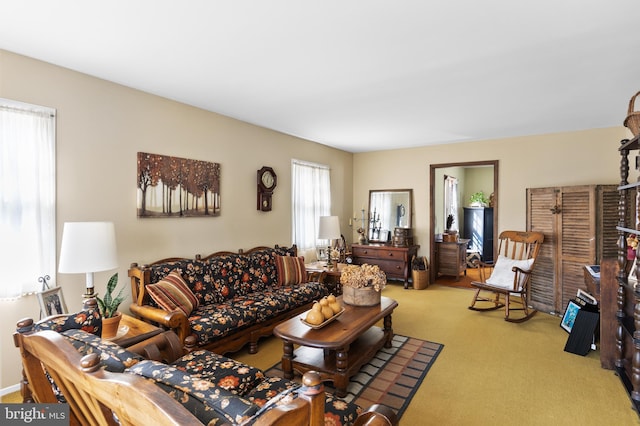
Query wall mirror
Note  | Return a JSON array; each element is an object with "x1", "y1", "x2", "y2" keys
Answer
[
  {"x1": 429, "y1": 161, "x2": 499, "y2": 283},
  {"x1": 368, "y1": 189, "x2": 413, "y2": 243}
]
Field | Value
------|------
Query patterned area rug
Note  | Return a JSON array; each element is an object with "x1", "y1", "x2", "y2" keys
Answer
[{"x1": 264, "y1": 335, "x2": 444, "y2": 420}]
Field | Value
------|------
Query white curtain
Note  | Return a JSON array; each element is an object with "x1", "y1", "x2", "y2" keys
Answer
[
  {"x1": 444, "y1": 175, "x2": 459, "y2": 232},
  {"x1": 291, "y1": 159, "x2": 331, "y2": 253},
  {"x1": 0, "y1": 100, "x2": 56, "y2": 299}
]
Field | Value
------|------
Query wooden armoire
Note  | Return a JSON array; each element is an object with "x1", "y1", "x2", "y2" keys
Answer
[{"x1": 526, "y1": 185, "x2": 619, "y2": 315}]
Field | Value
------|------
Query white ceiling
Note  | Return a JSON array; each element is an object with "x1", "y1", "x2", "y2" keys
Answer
[{"x1": 1, "y1": 1, "x2": 640, "y2": 152}]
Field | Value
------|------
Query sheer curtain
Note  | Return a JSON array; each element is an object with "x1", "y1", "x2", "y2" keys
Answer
[
  {"x1": 0, "y1": 99, "x2": 56, "y2": 299},
  {"x1": 291, "y1": 159, "x2": 331, "y2": 253},
  {"x1": 444, "y1": 175, "x2": 459, "y2": 232}
]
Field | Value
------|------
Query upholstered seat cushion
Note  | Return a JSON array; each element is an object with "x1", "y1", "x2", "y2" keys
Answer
[
  {"x1": 243, "y1": 376, "x2": 363, "y2": 426},
  {"x1": 170, "y1": 349, "x2": 265, "y2": 396},
  {"x1": 187, "y1": 281, "x2": 327, "y2": 345},
  {"x1": 127, "y1": 359, "x2": 259, "y2": 425},
  {"x1": 247, "y1": 283, "x2": 327, "y2": 323}
]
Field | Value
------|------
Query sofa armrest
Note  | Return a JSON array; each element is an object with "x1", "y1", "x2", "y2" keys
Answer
[
  {"x1": 128, "y1": 304, "x2": 190, "y2": 343},
  {"x1": 126, "y1": 331, "x2": 185, "y2": 364}
]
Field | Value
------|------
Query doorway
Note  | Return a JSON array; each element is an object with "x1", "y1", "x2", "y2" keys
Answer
[{"x1": 429, "y1": 160, "x2": 499, "y2": 284}]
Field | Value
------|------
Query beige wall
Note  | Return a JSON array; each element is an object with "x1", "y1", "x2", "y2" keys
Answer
[
  {"x1": 0, "y1": 50, "x2": 353, "y2": 389},
  {"x1": 352, "y1": 127, "x2": 629, "y2": 257},
  {"x1": 0, "y1": 48, "x2": 631, "y2": 390}
]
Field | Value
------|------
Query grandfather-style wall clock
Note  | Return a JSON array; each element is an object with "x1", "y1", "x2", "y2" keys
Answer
[{"x1": 257, "y1": 166, "x2": 277, "y2": 211}]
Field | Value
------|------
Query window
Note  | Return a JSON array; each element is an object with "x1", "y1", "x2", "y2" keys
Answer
[
  {"x1": 0, "y1": 99, "x2": 56, "y2": 299},
  {"x1": 444, "y1": 175, "x2": 459, "y2": 232},
  {"x1": 291, "y1": 159, "x2": 331, "y2": 252}
]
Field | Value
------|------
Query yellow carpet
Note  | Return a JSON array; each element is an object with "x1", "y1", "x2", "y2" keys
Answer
[
  {"x1": 7, "y1": 282, "x2": 638, "y2": 425},
  {"x1": 235, "y1": 282, "x2": 637, "y2": 425}
]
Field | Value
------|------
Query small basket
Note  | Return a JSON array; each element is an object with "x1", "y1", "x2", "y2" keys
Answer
[
  {"x1": 624, "y1": 91, "x2": 640, "y2": 137},
  {"x1": 411, "y1": 256, "x2": 429, "y2": 290}
]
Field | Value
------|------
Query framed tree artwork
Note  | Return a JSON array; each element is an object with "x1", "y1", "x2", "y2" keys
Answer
[{"x1": 137, "y1": 152, "x2": 221, "y2": 218}]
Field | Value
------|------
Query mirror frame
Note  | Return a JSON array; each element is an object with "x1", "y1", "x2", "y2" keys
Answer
[
  {"x1": 429, "y1": 160, "x2": 499, "y2": 283},
  {"x1": 368, "y1": 189, "x2": 413, "y2": 244}
]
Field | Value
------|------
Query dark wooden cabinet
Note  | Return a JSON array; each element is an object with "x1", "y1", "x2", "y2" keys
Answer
[
  {"x1": 463, "y1": 207, "x2": 493, "y2": 262},
  {"x1": 351, "y1": 244, "x2": 419, "y2": 289},
  {"x1": 435, "y1": 239, "x2": 470, "y2": 281}
]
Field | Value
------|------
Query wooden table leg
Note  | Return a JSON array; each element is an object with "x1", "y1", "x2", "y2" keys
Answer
[
  {"x1": 281, "y1": 340, "x2": 294, "y2": 379},
  {"x1": 383, "y1": 314, "x2": 394, "y2": 348},
  {"x1": 334, "y1": 345, "x2": 349, "y2": 397}
]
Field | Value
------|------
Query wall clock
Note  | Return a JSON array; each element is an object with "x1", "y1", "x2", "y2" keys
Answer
[{"x1": 257, "y1": 166, "x2": 277, "y2": 211}]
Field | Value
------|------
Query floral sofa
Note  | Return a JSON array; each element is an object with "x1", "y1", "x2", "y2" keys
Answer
[
  {"x1": 15, "y1": 311, "x2": 396, "y2": 426},
  {"x1": 128, "y1": 245, "x2": 328, "y2": 354}
]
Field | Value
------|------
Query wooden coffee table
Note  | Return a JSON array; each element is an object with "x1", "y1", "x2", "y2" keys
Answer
[{"x1": 273, "y1": 295, "x2": 398, "y2": 397}]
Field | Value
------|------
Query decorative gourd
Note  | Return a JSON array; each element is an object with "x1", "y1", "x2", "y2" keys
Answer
[
  {"x1": 305, "y1": 310, "x2": 324, "y2": 325},
  {"x1": 319, "y1": 297, "x2": 333, "y2": 319}
]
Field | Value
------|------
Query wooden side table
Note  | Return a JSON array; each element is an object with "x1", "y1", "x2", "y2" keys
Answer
[
  {"x1": 435, "y1": 239, "x2": 470, "y2": 281},
  {"x1": 109, "y1": 314, "x2": 163, "y2": 348},
  {"x1": 305, "y1": 261, "x2": 345, "y2": 295}
]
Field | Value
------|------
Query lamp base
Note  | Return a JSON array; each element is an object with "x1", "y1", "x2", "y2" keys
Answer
[
  {"x1": 82, "y1": 288, "x2": 98, "y2": 299},
  {"x1": 325, "y1": 245, "x2": 333, "y2": 267}
]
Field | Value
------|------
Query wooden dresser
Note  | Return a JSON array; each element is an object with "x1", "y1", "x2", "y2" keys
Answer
[
  {"x1": 435, "y1": 239, "x2": 470, "y2": 281},
  {"x1": 351, "y1": 243, "x2": 419, "y2": 289}
]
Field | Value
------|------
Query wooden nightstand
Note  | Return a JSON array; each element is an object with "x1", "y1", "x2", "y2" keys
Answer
[{"x1": 109, "y1": 314, "x2": 163, "y2": 348}]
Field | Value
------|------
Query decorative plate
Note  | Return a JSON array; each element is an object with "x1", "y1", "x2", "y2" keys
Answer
[{"x1": 300, "y1": 308, "x2": 345, "y2": 329}]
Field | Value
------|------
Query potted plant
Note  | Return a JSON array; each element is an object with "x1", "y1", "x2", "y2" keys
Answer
[
  {"x1": 339, "y1": 264, "x2": 386, "y2": 306},
  {"x1": 96, "y1": 273, "x2": 127, "y2": 338},
  {"x1": 445, "y1": 214, "x2": 455, "y2": 232},
  {"x1": 469, "y1": 191, "x2": 489, "y2": 207}
]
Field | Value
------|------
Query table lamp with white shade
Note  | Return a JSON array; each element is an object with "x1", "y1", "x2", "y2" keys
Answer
[
  {"x1": 58, "y1": 221, "x2": 118, "y2": 298},
  {"x1": 318, "y1": 216, "x2": 341, "y2": 268}
]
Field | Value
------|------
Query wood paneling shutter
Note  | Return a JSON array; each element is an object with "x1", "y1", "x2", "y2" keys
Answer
[{"x1": 527, "y1": 185, "x2": 619, "y2": 315}]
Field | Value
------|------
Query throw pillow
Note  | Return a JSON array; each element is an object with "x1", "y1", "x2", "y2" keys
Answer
[
  {"x1": 147, "y1": 271, "x2": 199, "y2": 316},
  {"x1": 275, "y1": 255, "x2": 307, "y2": 286},
  {"x1": 485, "y1": 255, "x2": 534, "y2": 291}
]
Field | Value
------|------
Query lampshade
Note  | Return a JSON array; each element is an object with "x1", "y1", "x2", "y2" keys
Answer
[
  {"x1": 318, "y1": 216, "x2": 341, "y2": 240},
  {"x1": 59, "y1": 221, "x2": 118, "y2": 297}
]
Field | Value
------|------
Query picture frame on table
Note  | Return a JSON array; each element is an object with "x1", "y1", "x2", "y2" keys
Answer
[
  {"x1": 37, "y1": 287, "x2": 68, "y2": 317},
  {"x1": 560, "y1": 299, "x2": 581, "y2": 333}
]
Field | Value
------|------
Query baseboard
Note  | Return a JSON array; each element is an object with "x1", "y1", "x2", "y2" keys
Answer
[{"x1": 0, "y1": 384, "x2": 19, "y2": 396}]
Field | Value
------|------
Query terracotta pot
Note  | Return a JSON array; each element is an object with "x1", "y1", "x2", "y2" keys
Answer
[
  {"x1": 343, "y1": 286, "x2": 381, "y2": 306},
  {"x1": 101, "y1": 311, "x2": 122, "y2": 339}
]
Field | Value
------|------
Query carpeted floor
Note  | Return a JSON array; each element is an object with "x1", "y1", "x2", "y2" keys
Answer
[{"x1": 264, "y1": 334, "x2": 443, "y2": 420}]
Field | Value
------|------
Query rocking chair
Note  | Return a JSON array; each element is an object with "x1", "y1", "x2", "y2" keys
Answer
[{"x1": 468, "y1": 230, "x2": 544, "y2": 322}]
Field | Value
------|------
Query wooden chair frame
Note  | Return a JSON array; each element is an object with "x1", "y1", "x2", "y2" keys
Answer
[{"x1": 468, "y1": 230, "x2": 544, "y2": 322}]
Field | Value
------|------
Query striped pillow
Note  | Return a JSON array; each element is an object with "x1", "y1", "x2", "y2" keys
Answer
[
  {"x1": 147, "y1": 271, "x2": 199, "y2": 316},
  {"x1": 275, "y1": 255, "x2": 307, "y2": 286}
]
